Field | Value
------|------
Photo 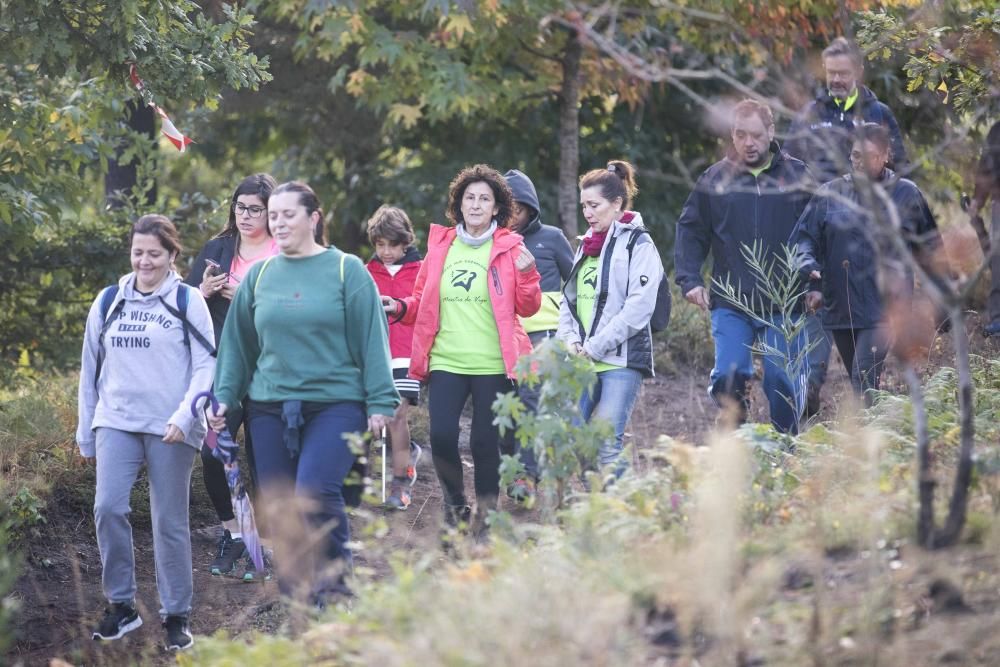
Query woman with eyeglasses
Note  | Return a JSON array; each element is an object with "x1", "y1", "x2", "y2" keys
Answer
[{"x1": 185, "y1": 173, "x2": 279, "y2": 581}]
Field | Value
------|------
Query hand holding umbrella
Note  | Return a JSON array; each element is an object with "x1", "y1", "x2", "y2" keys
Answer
[{"x1": 192, "y1": 390, "x2": 264, "y2": 571}]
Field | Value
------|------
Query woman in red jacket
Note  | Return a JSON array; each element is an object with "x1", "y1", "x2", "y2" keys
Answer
[
  {"x1": 382, "y1": 164, "x2": 541, "y2": 535},
  {"x1": 366, "y1": 205, "x2": 424, "y2": 510}
]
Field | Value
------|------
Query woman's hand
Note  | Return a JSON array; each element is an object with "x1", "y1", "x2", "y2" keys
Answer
[
  {"x1": 368, "y1": 413, "x2": 389, "y2": 434},
  {"x1": 201, "y1": 272, "x2": 228, "y2": 299},
  {"x1": 515, "y1": 246, "x2": 536, "y2": 273},
  {"x1": 219, "y1": 282, "x2": 237, "y2": 301},
  {"x1": 208, "y1": 402, "x2": 228, "y2": 433},
  {"x1": 163, "y1": 423, "x2": 185, "y2": 443},
  {"x1": 381, "y1": 295, "x2": 398, "y2": 315},
  {"x1": 573, "y1": 342, "x2": 590, "y2": 359}
]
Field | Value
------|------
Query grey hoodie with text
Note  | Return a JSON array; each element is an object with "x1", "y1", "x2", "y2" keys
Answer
[{"x1": 76, "y1": 271, "x2": 216, "y2": 457}]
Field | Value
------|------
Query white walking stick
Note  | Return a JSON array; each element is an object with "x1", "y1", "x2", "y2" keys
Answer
[{"x1": 381, "y1": 426, "x2": 387, "y2": 503}]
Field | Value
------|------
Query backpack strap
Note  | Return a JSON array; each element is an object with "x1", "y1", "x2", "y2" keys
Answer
[
  {"x1": 158, "y1": 285, "x2": 216, "y2": 356},
  {"x1": 253, "y1": 256, "x2": 275, "y2": 296},
  {"x1": 625, "y1": 228, "x2": 648, "y2": 257},
  {"x1": 94, "y1": 285, "x2": 124, "y2": 388}
]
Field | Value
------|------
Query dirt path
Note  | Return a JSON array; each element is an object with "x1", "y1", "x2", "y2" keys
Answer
[{"x1": 9, "y1": 322, "x2": 993, "y2": 665}]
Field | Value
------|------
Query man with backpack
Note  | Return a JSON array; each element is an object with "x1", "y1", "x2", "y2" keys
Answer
[{"x1": 675, "y1": 99, "x2": 816, "y2": 434}]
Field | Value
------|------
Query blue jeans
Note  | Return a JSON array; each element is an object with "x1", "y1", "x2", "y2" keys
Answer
[
  {"x1": 247, "y1": 400, "x2": 364, "y2": 598},
  {"x1": 709, "y1": 308, "x2": 806, "y2": 434},
  {"x1": 579, "y1": 367, "x2": 643, "y2": 474},
  {"x1": 805, "y1": 313, "x2": 832, "y2": 390}
]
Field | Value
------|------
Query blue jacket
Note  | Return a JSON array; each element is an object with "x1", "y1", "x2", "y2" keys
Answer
[
  {"x1": 786, "y1": 85, "x2": 908, "y2": 184},
  {"x1": 674, "y1": 144, "x2": 815, "y2": 314},
  {"x1": 790, "y1": 169, "x2": 940, "y2": 329}
]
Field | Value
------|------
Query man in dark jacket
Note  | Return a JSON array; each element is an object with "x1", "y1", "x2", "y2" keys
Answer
[
  {"x1": 785, "y1": 36, "x2": 909, "y2": 414},
  {"x1": 970, "y1": 120, "x2": 1000, "y2": 336},
  {"x1": 502, "y1": 169, "x2": 574, "y2": 495},
  {"x1": 791, "y1": 123, "x2": 940, "y2": 403},
  {"x1": 675, "y1": 99, "x2": 815, "y2": 434}
]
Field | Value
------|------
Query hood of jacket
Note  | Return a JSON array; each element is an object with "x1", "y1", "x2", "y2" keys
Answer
[
  {"x1": 368, "y1": 245, "x2": 423, "y2": 266},
  {"x1": 120, "y1": 269, "x2": 183, "y2": 301},
  {"x1": 504, "y1": 169, "x2": 541, "y2": 229}
]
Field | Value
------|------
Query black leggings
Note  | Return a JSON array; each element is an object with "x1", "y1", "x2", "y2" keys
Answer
[
  {"x1": 428, "y1": 370, "x2": 515, "y2": 507},
  {"x1": 201, "y1": 407, "x2": 258, "y2": 524},
  {"x1": 831, "y1": 327, "x2": 890, "y2": 404}
]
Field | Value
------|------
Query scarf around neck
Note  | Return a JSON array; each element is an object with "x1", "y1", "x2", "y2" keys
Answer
[
  {"x1": 455, "y1": 220, "x2": 497, "y2": 247},
  {"x1": 581, "y1": 230, "x2": 608, "y2": 257}
]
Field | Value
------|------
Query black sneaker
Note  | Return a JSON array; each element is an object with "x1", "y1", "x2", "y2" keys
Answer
[
  {"x1": 163, "y1": 614, "x2": 193, "y2": 651},
  {"x1": 92, "y1": 602, "x2": 142, "y2": 641},
  {"x1": 242, "y1": 548, "x2": 274, "y2": 583},
  {"x1": 210, "y1": 529, "x2": 246, "y2": 576}
]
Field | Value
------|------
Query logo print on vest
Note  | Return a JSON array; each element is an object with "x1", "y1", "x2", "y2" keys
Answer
[
  {"x1": 583, "y1": 266, "x2": 597, "y2": 289},
  {"x1": 451, "y1": 269, "x2": 478, "y2": 291}
]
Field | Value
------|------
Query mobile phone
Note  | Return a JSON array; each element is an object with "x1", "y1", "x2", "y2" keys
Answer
[{"x1": 205, "y1": 258, "x2": 221, "y2": 277}]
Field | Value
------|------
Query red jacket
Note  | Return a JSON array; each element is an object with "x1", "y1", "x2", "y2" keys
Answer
[
  {"x1": 367, "y1": 247, "x2": 422, "y2": 359},
  {"x1": 401, "y1": 224, "x2": 541, "y2": 381}
]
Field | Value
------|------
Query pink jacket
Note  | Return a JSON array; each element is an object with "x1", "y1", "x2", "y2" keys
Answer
[{"x1": 401, "y1": 224, "x2": 541, "y2": 381}]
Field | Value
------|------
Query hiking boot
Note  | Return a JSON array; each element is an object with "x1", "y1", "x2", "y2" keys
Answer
[
  {"x1": 443, "y1": 501, "x2": 472, "y2": 528},
  {"x1": 406, "y1": 441, "x2": 423, "y2": 486},
  {"x1": 506, "y1": 478, "x2": 535, "y2": 504},
  {"x1": 386, "y1": 477, "x2": 412, "y2": 510},
  {"x1": 242, "y1": 548, "x2": 274, "y2": 583},
  {"x1": 210, "y1": 529, "x2": 246, "y2": 576},
  {"x1": 163, "y1": 614, "x2": 194, "y2": 651},
  {"x1": 92, "y1": 602, "x2": 142, "y2": 641}
]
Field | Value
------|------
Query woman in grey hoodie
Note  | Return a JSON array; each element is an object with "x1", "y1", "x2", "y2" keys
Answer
[{"x1": 77, "y1": 215, "x2": 216, "y2": 651}]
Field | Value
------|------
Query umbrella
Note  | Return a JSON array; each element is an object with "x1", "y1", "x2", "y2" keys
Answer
[{"x1": 191, "y1": 390, "x2": 264, "y2": 571}]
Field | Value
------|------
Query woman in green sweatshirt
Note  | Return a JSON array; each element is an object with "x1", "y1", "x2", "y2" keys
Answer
[{"x1": 209, "y1": 181, "x2": 398, "y2": 607}]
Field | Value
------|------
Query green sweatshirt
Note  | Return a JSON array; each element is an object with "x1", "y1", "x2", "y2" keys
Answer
[{"x1": 214, "y1": 248, "x2": 399, "y2": 418}]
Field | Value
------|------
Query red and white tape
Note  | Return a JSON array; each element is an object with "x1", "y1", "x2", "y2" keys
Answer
[{"x1": 129, "y1": 64, "x2": 193, "y2": 152}]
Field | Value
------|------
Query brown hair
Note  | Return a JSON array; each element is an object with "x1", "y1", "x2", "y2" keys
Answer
[
  {"x1": 446, "y1": 164, "x2": 514, "y2": 228},
  {"x1": 822, "y1": 36, "x2": 863, "y2": 67},
  {"x1": 130, "y1": 214, "x2": 182, "y2": 257},
  {"x1": 271, "y1": 181, "x2": 326, "y2": 244},
  {"x1": 216, "y1": 173, "x2": 277, "y2": 247},
  {"x1": 731, "y1": 98, "x2": 774, "y2": 129},
  {"x1": 579, "y1": 160, "x2": 639, "y2": 211},
  {"x1": 366, "y1": 205, "x2": 415, "y2": 247}
]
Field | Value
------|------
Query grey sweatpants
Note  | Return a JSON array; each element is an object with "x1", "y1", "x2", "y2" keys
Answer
[{"x1": 94, "y1": 428, "x2": 197, "y2": 617}]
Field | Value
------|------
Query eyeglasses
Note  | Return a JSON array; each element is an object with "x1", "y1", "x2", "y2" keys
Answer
[{"x1": 233, "y1": 202, "x2": 266, "y2": 218}]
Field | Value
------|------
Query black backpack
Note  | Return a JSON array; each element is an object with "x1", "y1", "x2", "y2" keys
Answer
[
  {"x1": 94, "y1": 283, "x2": 216, "y2": 387},
  {"x1": 625, "y1": 229, "x2": 671, "y2": 333}
]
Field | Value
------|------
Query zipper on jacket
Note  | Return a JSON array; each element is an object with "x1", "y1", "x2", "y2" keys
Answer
[{"x1": 490, "y1": 266, "x2": 503, "y2": 295}]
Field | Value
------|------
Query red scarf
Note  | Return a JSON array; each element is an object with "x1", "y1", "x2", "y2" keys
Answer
[
  {"x1": 581, "y1": 231, "x2": 607, "y2": 257},
  {"x1": 581, "y1": 212, "x2": 635, "y2": 257}
]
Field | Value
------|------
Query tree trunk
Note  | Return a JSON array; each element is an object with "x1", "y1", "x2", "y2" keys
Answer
[
  {"x1": 557, "y1": 27, "x2": 582, "y2": 241},
  {"x1": 105, "y1": 101, "x2": 157, "y2": 209},
  {"x1": 905, "y1": 365, "x2": 935, "y2": 548},
  {"x1": 935, "y1": 307, "x2": 976, "y2": 546}
]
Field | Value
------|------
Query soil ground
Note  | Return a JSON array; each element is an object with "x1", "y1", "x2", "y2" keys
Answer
[{"x1": 7, "y1": 317, "x2": 1000, "y2": 666}]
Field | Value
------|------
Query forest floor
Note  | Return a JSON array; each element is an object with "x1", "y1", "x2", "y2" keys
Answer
[{"x1": 8, "y1": 313, "x2": 1000, "y2": 666}]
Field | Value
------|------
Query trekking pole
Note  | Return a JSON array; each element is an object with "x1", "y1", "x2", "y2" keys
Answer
[{"x1": 381, "y1": 426, "x2": 387, "y2": 503}]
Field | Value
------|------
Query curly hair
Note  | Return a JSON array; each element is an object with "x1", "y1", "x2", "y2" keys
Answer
[{"x1": 446, "y1": 164, "x2": 514, "y2": 228}]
